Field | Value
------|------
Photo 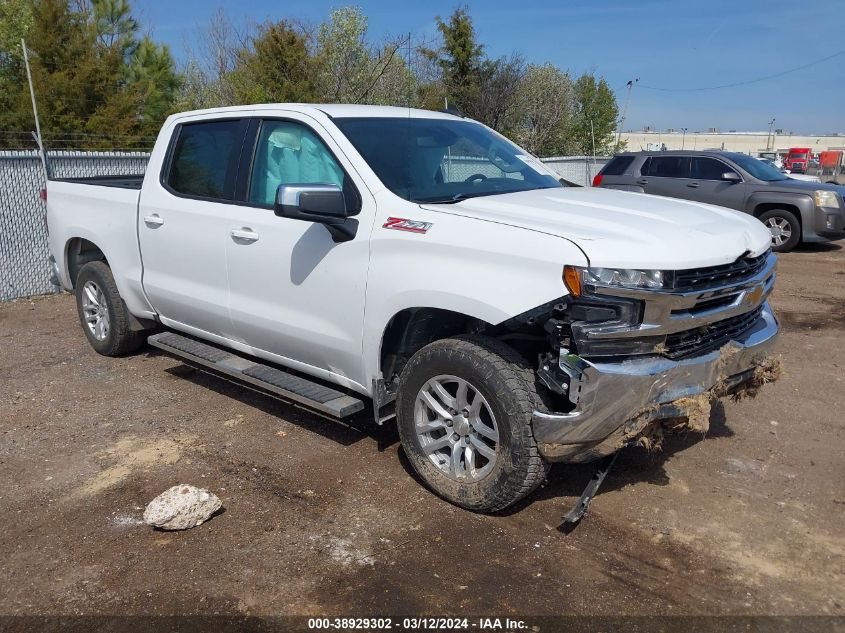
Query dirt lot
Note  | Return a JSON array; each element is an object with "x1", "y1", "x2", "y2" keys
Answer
[{"x1": 1, "y1": 244, "x2": 844, "y2": 625}]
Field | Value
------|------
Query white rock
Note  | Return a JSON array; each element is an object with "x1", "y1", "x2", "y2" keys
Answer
[{"x1": 143, "y1": 485, "x2": 222, "y2": 530}]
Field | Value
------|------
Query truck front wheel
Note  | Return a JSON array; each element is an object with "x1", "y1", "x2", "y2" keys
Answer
[
  {"x1": 396, "y1": 335, "x2": 549, "y2": 512},
  {"x1": 75, "y1": 261, "x2": 145, "y2": 356}
]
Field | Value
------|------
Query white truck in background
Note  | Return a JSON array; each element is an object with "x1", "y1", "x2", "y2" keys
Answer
[{"x1": 46, "y1": 104, "x2": 780, "y2": 514}]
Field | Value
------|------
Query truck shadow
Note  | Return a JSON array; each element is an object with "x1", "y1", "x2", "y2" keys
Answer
[
  {"x1": 794, "y1": 241, "x2": 841, "y2": 253},
  {"x1": 159, "y1": 361, "x2": 397, "y2": 449},
  {"x1": 154, "y1": 352, "x2": 736, "y2": 519}
]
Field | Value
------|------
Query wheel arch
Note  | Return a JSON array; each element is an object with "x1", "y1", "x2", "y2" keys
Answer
[
  {"x1": 752, "y1": 202, "x2": 802, "y2": 226},
  {"x1": 747, "y1": 192, "x2": 813, "y2": 237},
  {"x1": 65, "y1": 237, "x2": 109, "y2": 289},
  {"x1": 378, "y1": 307, "x2": 493, "y2": 387}
]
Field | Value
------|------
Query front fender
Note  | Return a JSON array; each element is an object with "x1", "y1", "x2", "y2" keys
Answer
[
  {"x1": 362, "y1": 207, "x2": 588, "y2": 383},
  {"x1": 746, "y1": 190, "x2": 815, "y2": 231}
]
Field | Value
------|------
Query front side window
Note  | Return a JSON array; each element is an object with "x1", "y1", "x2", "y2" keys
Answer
[
  {"x1": 691, "y1": 157, "x2": 738, "y2": 180},
  {"x1": 727, "y1": 153, "x2": 788, "y2": 181},
  {"x1": 645, "y1": 156, "x2": 690, "y2": 178},
  {"x1": 333, "y1": 117, "x2": 561, "y2": 203},
  {"x1": 248, "y1": 120, "x2": 345, "y2": 206},
  {"x1": 167, "y1": 120, "x2": 243, "y2": 199}
]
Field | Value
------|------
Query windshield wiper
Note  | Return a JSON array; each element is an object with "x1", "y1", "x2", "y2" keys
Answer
[
  {"x1": 421, "y1": 185, "x2": 561, "y2": 205},
  {"x1": 424, "y1": 192, "x2": 485, "y2": 204}
]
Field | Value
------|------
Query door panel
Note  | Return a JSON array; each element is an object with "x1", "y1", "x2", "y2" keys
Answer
[
  {"x1": 139, "y1": 118, "x2": 247, "y2": 338},
  {"x1": 682, "y1": 157, "x2": 747, "y2": 210},
  {"x1": 225, "y1": 116, "x2": 373, "y2": 388},
  {"x1": 640, "y1": 156, "x2": 690, "y2": 198},
  {"x1": 140, "y1": 197, "x2": 242, "y2": 337}
]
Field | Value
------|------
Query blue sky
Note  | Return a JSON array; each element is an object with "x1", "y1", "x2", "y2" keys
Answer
[{"x1": 133, "y1": 0, "x2": 845, "y2": 134}]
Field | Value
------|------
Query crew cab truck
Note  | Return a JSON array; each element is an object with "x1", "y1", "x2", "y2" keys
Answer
[{"x1": 46, "y1": 105, "x2": 780, "y2": 513}]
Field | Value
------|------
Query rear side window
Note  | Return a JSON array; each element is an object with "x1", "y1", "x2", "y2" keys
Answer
[
  {"x1": 600, "y1": 156, "x2": 635, "y2": 176},
  {"x1": 167, "y1": 120, "x2": 245, "y2": 200},
  {"x1": 644, "y1": 156, "x2": 690, "y2": 178},
  {"x1": 691, "y1": 157, "x2": 738, "y2": 180}
]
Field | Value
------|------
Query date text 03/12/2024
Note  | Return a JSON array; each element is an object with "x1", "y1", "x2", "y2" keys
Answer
[{"x1": 307, "y1": 617, "x2": 531, "y2": 630}]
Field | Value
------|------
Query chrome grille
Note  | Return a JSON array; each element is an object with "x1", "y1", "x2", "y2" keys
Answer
[
  {"x1": 664, "y1": 305, "x2": 764, "y2": 359},
  {"x1": 672, "y1": 251, "x2": 770, "y2": 291}
]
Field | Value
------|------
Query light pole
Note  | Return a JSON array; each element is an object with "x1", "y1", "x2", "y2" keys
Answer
[
  {"x1": 615, "y1": 78, "x2": 638, "y2": 152},
  {"x1": 681, "y1": 128, "x2": 688, "y2": 150},
  {"x1": 767, "y1": 118, "x2": 776, "y2": 151}
]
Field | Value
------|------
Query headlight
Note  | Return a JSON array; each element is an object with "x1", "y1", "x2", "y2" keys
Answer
[
  {"x1": 588, "y1": 267, "x2": 665, "y2": 289},
  {"x1": 814, "y1": 190, "x2": 839, "y2": 207},
  {"x1": 563, "y1": 265, "x2": 667, "y2": 296}
]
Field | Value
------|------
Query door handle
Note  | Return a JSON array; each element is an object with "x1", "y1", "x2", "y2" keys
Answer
[
  {"x1": 636, "y1": 179, "x2": 648, "y2": 185},
  {"x1": 686, "y1": 182, "x2": 700, "y2": 188},
  {"x1": 231, "y1": 228, "x2": 259, "y2": 242},
  {"x1": 143, "y1": 214, "x2": 164, "y2": 226}
]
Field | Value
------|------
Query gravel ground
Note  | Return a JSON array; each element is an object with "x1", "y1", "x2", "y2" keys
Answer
[{"x1": 1, "y1": 244, "x2": 843, "y2": 625}]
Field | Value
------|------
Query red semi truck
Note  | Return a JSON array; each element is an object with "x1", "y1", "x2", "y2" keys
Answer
[{"x1": 785, "y1": 147, "x2": 812, "y2": 173}]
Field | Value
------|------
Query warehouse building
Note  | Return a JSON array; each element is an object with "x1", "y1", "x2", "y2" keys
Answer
[{"x1": 618, "y1": 129, "x2": 845, "y2": 155}]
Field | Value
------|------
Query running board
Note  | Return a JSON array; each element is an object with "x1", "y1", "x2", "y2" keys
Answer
[{"x1": 148, "y1": 332, "x2": 365, "y2": 418}]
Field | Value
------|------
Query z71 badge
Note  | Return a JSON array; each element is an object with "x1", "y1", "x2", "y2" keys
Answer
[{"x1": 382, "y1": 217, "x2": 432, "y2": 234}]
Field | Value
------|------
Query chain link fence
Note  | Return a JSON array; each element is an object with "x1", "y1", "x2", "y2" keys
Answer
[
  {"x1": 540, "y1": 156, "x2": 612, "y2": 186},
  {"x1": 438, "y1": 155, "x2": 611, "y2": 186},
  {"x1": 1, "y1": 150, "x2": 604, "y2": 302},
  {"x1": 0, "y1": 150, "x2": 149, "y2": 301}
]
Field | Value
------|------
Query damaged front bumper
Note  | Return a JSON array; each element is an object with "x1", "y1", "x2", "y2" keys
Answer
[{"x1": 533, "y1": 301, "x2": 779, "y2": 461}]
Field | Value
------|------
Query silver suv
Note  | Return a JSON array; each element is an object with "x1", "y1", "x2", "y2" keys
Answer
[{"x1": 593, "y1": 150, "x2": 845, "y2": 252}]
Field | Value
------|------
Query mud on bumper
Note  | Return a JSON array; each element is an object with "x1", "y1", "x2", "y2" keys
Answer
[{"x1": 533, "y1": 301, "x2": 780, "y2": 462}]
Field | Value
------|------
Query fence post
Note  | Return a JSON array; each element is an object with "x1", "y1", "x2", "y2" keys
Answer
[{"x1": 21, "y1": 39, "x2": 49, "y2": 180}]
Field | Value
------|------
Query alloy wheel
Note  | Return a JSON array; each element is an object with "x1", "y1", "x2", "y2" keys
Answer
[
  {"x1": 413, "y1": 374, "x2": 499, "y2": 482},
  {"x1": 765, "y1": 216, "x2": 792, "y2": 247},
  {"x1": 81, "y1": 280, "x2": 110, "y2": 341}
]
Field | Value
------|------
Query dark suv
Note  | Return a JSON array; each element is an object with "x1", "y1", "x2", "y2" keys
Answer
[{"x1": 593, "y1": 151, "x2": 845, "y2": 252}]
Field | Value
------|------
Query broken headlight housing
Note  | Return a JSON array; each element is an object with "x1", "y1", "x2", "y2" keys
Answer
[{"x1": 563, "y1": 294, "x2": 655, "y2": 358}]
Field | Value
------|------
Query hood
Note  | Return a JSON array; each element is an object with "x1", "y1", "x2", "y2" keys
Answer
[
  {"x1": 762, "y1": 178, "x2": 833, "y2": 192},
  {"x1": 421, "y1": 187, "x2": 771, "y2": 270},
  {"x1": 786, "y1": 174, "x2": 821, "y2": 183}
]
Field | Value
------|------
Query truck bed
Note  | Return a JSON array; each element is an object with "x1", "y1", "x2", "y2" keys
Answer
[
  {"x1": 46, "y1": 175, "x2": 153, "y2": 320},
  {"x1": 52, "y1": 174, "x2": 144, "y2": 189}
]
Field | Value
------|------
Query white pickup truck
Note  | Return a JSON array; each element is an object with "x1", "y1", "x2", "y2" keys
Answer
[{"x1": 46, "y1": 104, "x2": 780, "y2": 513}]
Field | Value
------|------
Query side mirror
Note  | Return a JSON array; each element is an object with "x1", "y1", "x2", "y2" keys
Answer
[
  {"x1": 721, "y1": 172, "x2": 741, "y2": 183},
  {"x1": 274, "y1": 184, "x2": 357, "y2": 242}
]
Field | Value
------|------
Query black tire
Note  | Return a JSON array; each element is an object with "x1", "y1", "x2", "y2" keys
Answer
[
  {"x1": 75, "y1": 261, "x2": 145, "y2": 356},
  {"x1": 758, "y1": 209, "x2": 801, "y2": 252},
  {"x1": 396, "y1": 335, "x2": 549, "y2": 513}
]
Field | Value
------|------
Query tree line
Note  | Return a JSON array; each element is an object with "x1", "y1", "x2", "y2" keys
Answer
[{"x1": 0, "y1": 0, "x2": 620, "y2": 155}]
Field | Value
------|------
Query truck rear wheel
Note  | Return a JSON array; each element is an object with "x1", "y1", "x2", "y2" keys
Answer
[
  {"x1": 75, "y1": 261, "x2": 145, "y2": 356},
  {"x1": 396, "y1": 335, "x2": 549, "y2": 512},
  {"x1": 759, "y1": 209, "x2": 801, "y2": 252}
]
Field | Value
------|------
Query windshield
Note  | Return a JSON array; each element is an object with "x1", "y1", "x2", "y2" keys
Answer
[
  {"x1": 791, "y1": 153, "x2": 809, "y2": 159},
  {"x1": 332, "y1": 117, "x2": 562, "y2": 203},
  {"x1": 729, "y1": 153, "x2": 788, "y2": 181}
]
